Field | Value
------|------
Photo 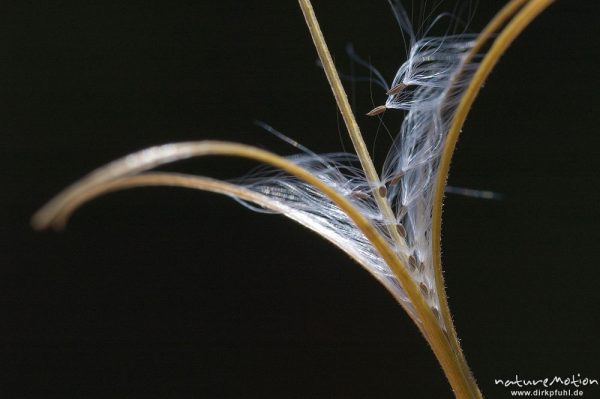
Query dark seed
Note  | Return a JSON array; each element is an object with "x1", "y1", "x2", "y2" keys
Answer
[
  {"x1": 386, "y1": 82, "x2": 407, "y2": 96},
  {"x1": 366, "y1": 105, "x2": 387, "y2": 116},
  {"x1": 389, "y1": 171, "x2": 405, "y2": 186},
  {"x1": 419, "y1": 282, "x2": 429, "y2": 297},
  {"x1": 431, "y1": 306, "x2": 440, "y2": 321},
  {"x1": 408, "y1": 255, "x2": 417, "y2": 271},
  {"x1": 350, "y1": 190, "x2": 369, "y2": 200},
  {"x1": 396, "y1": 223, "x2": 406, "y2": 238}
]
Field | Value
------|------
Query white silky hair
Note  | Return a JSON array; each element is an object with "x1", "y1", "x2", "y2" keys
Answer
[
  {"x1": 34, "y1": 1, "x2": 481, "y2": 328},
  {"x1": 234, "y1": 1, "x2": 481, "y2": 325}
]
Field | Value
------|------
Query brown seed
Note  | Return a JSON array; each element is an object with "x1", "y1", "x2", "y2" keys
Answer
[
  {"x1": 419, "y1": 282, "x2": 429, "y2": 297},
  {"x1": 389, "y1": 171, "x2": 405, "y2": 186},
  {"x1": 418, "y1": 261, "x2": 425, "y2": 273},
  {"x1": 431, "y1": 306, "x2": 440, "y2": 321},
  {"x1": 378, "y1": 185, "x2": 387, "y2": 197},
  {"x1": 350, "y1": 190, "x2": 369, "y2": 200},
  {"x1": 396, "y1": 223, "x2": 406, "y2": 238},
  {"x1": 408, "y1": 255, "x2": 417, "y2": 271},
  {"x1": 386, "y1": 82, "x2": 407, "y2": 96},
  {"x1": 366, "y1": 105, "x2": 387, "y2": 116}
]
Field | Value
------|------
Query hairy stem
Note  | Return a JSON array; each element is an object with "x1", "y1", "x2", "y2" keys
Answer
[
  {"x1": 428, "y1": 0, "x2": 546, "y2": 397},
  {"x1": 433, "y1": 0, "x2": 530, "y2": 329},
  {"x1": 430, "y1": 0, "x2": 554, "y2": 397}
]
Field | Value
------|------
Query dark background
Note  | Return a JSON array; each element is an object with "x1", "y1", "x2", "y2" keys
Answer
[{"x1": 3, "y1": 1, "x2": 599, "y2": 398}]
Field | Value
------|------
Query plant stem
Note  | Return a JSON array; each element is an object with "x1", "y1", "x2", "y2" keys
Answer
[
  {"x1": 430, "y1": 0, "x2": 554, "y2": 397},
  {"x1": 430, "y1": 0, "x2": 542, "y2": 396},
  {"x1": 298, "y1": 0, "x2": 553, "y2": 397},
  {"x1": 297, "y1": 1, "x2": 483, "y2": 397},
  {"x1": 297, "y1": 0, "x2": 406, "y2": 248},
  {"x1": 35, "y1": 173, "x2": 292, "y2": 230},
  {"x1": 35, "y1": 139, "x2": 444, "y2": 346}
]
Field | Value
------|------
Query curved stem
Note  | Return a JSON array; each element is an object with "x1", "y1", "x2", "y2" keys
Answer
[
  {"x1": 433, "y1": 0, "x2": 529, "y2": 333},
  {"x1": 39, "y1": 173, "x2": 288, "y2": 230},
  {"x1": 428, "y1": 1, "x2": 549, "y2": 397},
  {"x1": 41, "y1": 171, "x2": 417, "y2": 309},
  {"x1": 430, "y1": 0, "x2": 554, "y2": 396},
  {"x1": 34, "y1": 140, "x2": 465, "y2": 392},
  {"x1": 33, "y1": 141, "x2": 436, "y2": 346}
]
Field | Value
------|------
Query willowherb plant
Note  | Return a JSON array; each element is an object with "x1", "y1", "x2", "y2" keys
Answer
[{"x1": 32, "y1": 0, "x2": 554, "y2": 397}]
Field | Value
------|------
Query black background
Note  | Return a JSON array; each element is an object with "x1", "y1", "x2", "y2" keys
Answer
[{"x1": 3, "y1": 1, "x2": 599, "y2": 398}]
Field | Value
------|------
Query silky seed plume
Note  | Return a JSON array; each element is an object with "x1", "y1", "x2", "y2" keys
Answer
[{"x1": 32, "y1": 3, "x2": 556, "y2": 396}]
